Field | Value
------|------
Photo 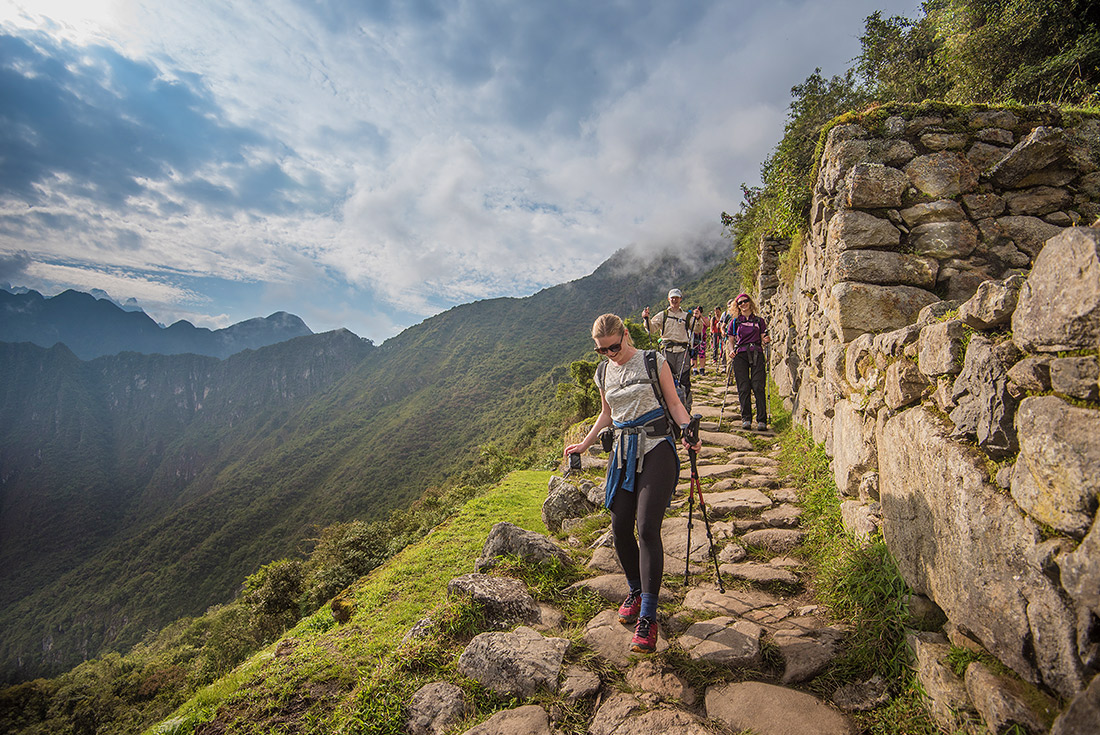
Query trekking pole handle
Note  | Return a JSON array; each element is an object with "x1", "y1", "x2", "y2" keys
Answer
[{"x1": 682, "y1": 414, "x2": 701, "y2": 446}]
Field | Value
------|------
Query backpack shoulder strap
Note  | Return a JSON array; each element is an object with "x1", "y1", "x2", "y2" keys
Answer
[
  {"x1": 595, "y1": 359, "x2": 608, "y2": 391},
  {"x1": 644, "y1": 349, "x2": 672, "y2": 416}
]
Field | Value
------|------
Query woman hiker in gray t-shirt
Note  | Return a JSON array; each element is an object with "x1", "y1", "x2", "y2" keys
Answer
[{"x1": 564, "y1": 313, "x2": 700, "y2": 653}]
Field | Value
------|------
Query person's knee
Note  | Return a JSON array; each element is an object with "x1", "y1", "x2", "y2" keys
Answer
[{"x1": 636, "y1": 518, "x2": 662, "y2": 547}]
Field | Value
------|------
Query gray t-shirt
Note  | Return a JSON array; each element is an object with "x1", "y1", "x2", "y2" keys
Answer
[{"x1": 595, "y1": 350, "x2": 669, "y2": 455}]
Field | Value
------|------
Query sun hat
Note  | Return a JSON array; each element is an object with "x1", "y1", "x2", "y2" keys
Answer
[{"x1": 668, "y1": 288, "x2": 683, "y2": 299}]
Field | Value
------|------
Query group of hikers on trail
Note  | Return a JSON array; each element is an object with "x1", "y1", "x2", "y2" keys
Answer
[{"x1": 563, "y1": 287, "x2": 771, "y2": 654}]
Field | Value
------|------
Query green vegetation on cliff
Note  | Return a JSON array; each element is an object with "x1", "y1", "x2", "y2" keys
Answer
[{"x1": 724, "y1": 0, "x2": 1100, "y2": 290}]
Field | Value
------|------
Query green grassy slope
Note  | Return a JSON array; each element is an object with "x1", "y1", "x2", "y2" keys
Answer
[{"x1": 147, "y1": 469, "x2": 554, "y2": 735}]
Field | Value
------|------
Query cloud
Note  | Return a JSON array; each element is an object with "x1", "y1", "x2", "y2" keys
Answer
[
  {"x1": 0, "y1": 248, "x2": 32, "y2": 282},
  {"x1": 0, "y1": 29, "x2": 327, "y2": 216},
  {"x1": 0, "y1": 0, "x2": 924, "y2": 343}
]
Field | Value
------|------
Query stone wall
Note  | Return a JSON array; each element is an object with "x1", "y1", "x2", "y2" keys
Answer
[{"x1": 760, "y1": 105, "x2": 1100, "y2": 729}]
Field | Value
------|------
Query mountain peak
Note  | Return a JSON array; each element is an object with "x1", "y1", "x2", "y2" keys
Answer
[{"x1": 0, "y1": 288, "x2": 314, "y2": 359}]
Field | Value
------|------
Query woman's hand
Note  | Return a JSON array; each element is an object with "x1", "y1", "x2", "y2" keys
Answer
[
  {"x1": 681, "y1": 437, "x2": 702, "y2": 452},
  {"x1": 563, "y1": 442, "x2": 587, "y2": 459}
]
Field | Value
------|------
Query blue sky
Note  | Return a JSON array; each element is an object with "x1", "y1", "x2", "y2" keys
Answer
[{"x1": 0, "y1": 0, "x2": 920, "y2": 343}]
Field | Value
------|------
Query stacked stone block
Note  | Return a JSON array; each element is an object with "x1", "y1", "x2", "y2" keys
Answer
[{"x1": 763, "y1": 105, "x2": 1100, "y2": 732}]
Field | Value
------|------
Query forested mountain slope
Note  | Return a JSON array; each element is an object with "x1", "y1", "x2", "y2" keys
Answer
[{"x1": 0, "y1": 240, "x2": 729, "y2": 681}]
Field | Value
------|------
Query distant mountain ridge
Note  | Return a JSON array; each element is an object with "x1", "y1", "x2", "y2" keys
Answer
[{"x1": 0, "y1": 288, "x2": 315, "y2": 359}]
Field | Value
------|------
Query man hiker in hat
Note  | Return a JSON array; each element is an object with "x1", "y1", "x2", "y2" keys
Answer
[{"x1": 642, "y1": 288, "x2": 694, "y2": 411}]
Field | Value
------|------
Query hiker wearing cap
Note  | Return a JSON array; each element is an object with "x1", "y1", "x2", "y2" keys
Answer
[
  {"x1": 726, "y1": 293, "x2": 770, "y2": 431},
  {"x1": 642, "y1": 289, "x2": 694, "y2": 411},
  {"x1": 564, "y1": 313, "x2": 701, "y2": 654}
]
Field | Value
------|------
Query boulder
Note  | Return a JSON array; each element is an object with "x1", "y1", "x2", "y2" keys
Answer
[
  {"x1": 740, "y1": 528, "x2": 805, "y2": 554},
  {"x1": 1010, "y1": 396, "x2": 1100, "y2": 538},
  {"x1": 1012, "y1": 229, "x2": 1100, "y2": 351},
  {"x1": 908, "y1": 632, "x2": 976, "y2": 729},
  {"x1": 543, "y1": 476, "x2": 598, "y2": 532},
  {"x1": 967, "y1": 142, "x2": 1012, "y2": 172},
  {"x1": 900, "y1": 199, "x2": 966, "y2": 227},
  {"x1": 460, "y1": 705, "x2": 550, "y2": 735},
  {"x1": 475, "y1": 521, "x2": 572, "y2": 572},
  {"x1": 917, "y1": 299, "x2": 961, "y2": 328},
  {"x1": 705, "y1": 487, "x2": 773, "y2": 515},
  {"x1": 949, "y1": 335, "x2": 1018, "y2": 459},
  {"x1": 956, "y1": 274, "x2": 1025, "y2": 329},
  {"x1": 625, "y1": 659, "x2": 697, "y2": 706},
  {"x1": 844, "y1": 163, "x2": 910, "y2": 208},
  {"x1": 884, "y1": 359, "x2": 927, "y2": 409},
  {"x1": 1050, "y1": 673, "x2": 1100, "y2": 735},
  {"x1": 832, "y1": 250, "x2": 938, "y2": 288},
  {"x1": 827, "y1": 282, "x2": 940, "y2": 342},
  {"x1": 832, "y1": 399, "x2": 876, "y2": 497},
  {"x1": 1060, "y1": 516, "x2": 1100, "y2": 618},
  {"x1": 970, "y1": 126, "x2": 1013, "y2": 150},
  {"x1": 560, "y1": 664, "x2": 601, "y2": 701},
  {"x1": 921, "y1": 131, "x2": 969, "y2": 151},
  {"x1": 566, "y1": 574, "x2": 670, "y2": 606},
  {"x1": 1005, "y1": 186, "x2": 1074, "y2": 217},
  {"x1": 590, "y1": 693, "x2": 712, "y2": 735},
  {"x1": 820, "y1": 128, "x2": 870, "y2": 191},
  {"x1": 909, "y1": 220, "x2": 979, "y2": 259},
  {"x1": 969, "y1": 109, "x2": 1018, "y2": 130},
  {"x1": 917, "y1": 319, "x2": 966, "y2": 377},
  {"x1": 407, "y1": 682, "x2": 469, "y2": 735},
  {"x1": 995, "y1": 215, "x2": 1064, "y2": 258},
  {"x1": 719, "y1": 562, "x2": 800, "y2": 586},
  {"x1": 1049, "y1": 356, "x2": 1100, "y2": 401},
  {"x1": 879, "y1": 408, "x2": 1087, "y2": 697},
  {"x1": 763, "y1": 503, "x2": 804, "y2": 528},
  {"x1": 990, "y1": 126, "x2": 1066, "y2": 188},
  {"x1": 840, "y1": 500, "x2": 880, "y2": 542},
  {"x1": 1006, "y1": 356, "x2": 1053, "y2": 393},
  {"x1": 681, "y1": 584, "x2": 785, "y2": 617},
  {"x1": 825, "y1": 210, "x2": 901, "y2": 255},
  {"x1": 456, "y1": 626, "x2": 569, "y2": 698},
  {"x1": 873, "y1": 324, "x2": 920, "y2": 359},
  {"x1": 661, "y1": 514, "x2": 734, "y2": 563},
  {"x1": 906, "y1": 151, "x2": 979, "y2": 198},
  {"x1": 844, "y1": 332, "x2": 875, "y2": 388},
  {"x1": 705, "y1": 682, "x2": 855, "y2": 735},
  {"x1": 774, "y1": 626, "x2": 845, "y2": 684},
  {"x1": 962, "y1": 192, "x2": 1007, "y2": 219},
  {"x1": 446, "y1": 574, "x2": 540, "y2": 629},
  {"x1": 678, "y1": 616, "x2": 763, "y2": 667},
  {"x1": 832, "y1": 675, "x2": 891, "y2": 713},
  {"x1": 965, "y1": 662, "x2": 1049, "y2": 735},
  {"x1": 587, "y1": 546, "x2": 622, "y2": 574}
]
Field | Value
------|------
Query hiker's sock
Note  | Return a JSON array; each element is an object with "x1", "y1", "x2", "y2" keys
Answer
[{"x1": 639, "y1": 593, "x2": 658, "y2": 621}]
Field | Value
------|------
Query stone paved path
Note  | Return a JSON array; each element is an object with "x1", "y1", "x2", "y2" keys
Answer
[{"x1": 413, "y1": 370, "x2": 862, "y2": 735}]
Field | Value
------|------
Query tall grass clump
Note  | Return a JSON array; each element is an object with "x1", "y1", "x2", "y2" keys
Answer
[{"x1": 775, "y1": 413, "x2": 915, "y2": 688}]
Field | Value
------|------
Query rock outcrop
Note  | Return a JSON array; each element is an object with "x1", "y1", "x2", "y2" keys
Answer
[{"x1": 761, "y1": 105, "x2": 1100, "y2": 728}]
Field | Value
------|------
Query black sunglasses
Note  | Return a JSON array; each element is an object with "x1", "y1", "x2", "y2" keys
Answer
[
  {"x1": 736, "y1": 300, "x2": 750, "y2": 306},
  {"x1": 595, "y1": 339, "x2": 623, "y2": 355}
]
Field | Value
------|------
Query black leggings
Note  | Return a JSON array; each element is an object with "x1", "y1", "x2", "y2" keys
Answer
[
  {"x1": 609, "y1": 441, "x2": 678, "y2": 595},
  {"x1": 732, "y1": 349, "x2": 767, "y2": 423}
]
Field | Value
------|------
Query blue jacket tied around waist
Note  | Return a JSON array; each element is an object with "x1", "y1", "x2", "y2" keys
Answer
[{"x1": 604, "y1": 407, "x2": 678, "y2": 509}]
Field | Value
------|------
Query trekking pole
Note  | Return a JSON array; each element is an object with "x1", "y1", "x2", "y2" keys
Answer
[
  {"x1": 716, "y1": 358, "x2": 734, "y2": 430},
  {"x1": 684, "y1": 469, "x2": 695, "y2": 586},
  {"x1": 683, "y1": 416, "x2": 725, "y2": 592}
]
